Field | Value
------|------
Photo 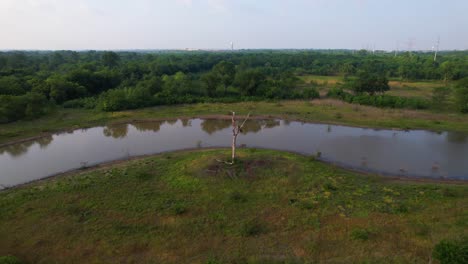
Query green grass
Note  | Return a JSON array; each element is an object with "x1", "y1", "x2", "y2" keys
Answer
[
  {"x1": 298, "y1": 75, "x2": 343, "y2": 87},
  {"x1": 387, "y1": 80, "x2": 447, "y2": 99},
  {"x1": 0, "y1": 149, "x2": 467, "y2": 263},
  {"x1": 1, "y1": 99, "x2": 468, "y2": 145},
  {"x1": 299, "y1": 75, "x2": 452, "y2": 99}
]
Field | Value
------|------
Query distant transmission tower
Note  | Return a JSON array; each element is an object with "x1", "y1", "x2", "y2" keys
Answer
[
  {"x1": 433, "y1": 36, "x2": 440, "y2": 62},
  {"x1": 405, "y1": 38, "x2": 415, "y2": 55},
  {"x1": 394, "y1": 41, "x2": 399, "y2": 57}
]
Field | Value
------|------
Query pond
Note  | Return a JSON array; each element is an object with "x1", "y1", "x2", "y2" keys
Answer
[{"x1": 1, "y1": 118, "x2": 467, "y2": 188}]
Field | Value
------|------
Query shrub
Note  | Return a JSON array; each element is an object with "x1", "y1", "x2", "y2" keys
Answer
[
  {"x1": 432, "y1": 86, "x2": 452, "y2": 110},
  {"x1": 302, "y1": 87, "x2": 320, "y2": 99},
  {"x1": 63, "y1": 97, "x2": 98, "y2": 109},
  {"x1": 98, "y1": 86, "x2": 153, "y2": 111},
  {"x1": 350, "y1": 228, "x2": 372, "y2": 241},
  {"x1": 455, "y1": 78, "x2": 468, "y2": 113},
  {"x1": 0, "y1": 256, "x2": 22, "y2": 264},
  {"x1": 166, "y1": 200, "x2": 187, "y2": 215},
  {"x1": 433, "y1": 237, "x2": 468, "y2": 264},
  {"x1": 0, "y1": 92, "x2": 50, "y2": 123},
  {"x1": 240, "y1": 219, "x2": 265, "y2": 237},
  {"x1": 229, "y1": 191, "x2": 247, "y2": 202},
  {"x1": 326, "y1": 89, "x2": 430, "y2": 110},
  {"x1": 327, "y1": 87, "x2": 347, "y2": 99}
]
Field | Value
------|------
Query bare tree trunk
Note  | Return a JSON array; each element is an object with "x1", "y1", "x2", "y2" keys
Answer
[
  {"x1": 231, "y1": 133, "x2": 236, "y2": 164},
  {"x1": 231, "y1": 112, "x2": 237, "y2": 164},
  {"x1": 218, "y1": 111, "x2": 250, "y2": 165}
]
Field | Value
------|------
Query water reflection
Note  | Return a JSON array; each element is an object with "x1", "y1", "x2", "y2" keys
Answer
[
  {"x1": 201, "y1": 119, "x2": 231, "y2": 134},
  {"x1": 200, "y1": 119, "x2": 281, "y2": 135},
  {"x1": 36, "y1": 135, "x2": 53, "y2": 149},
  {"x1": 103, "y1": 124, "x2": 128, "y2": 138},
  {"x1": 0, "y1": 135, "x2": 53, "y2": 157},
  {"x1": 181, "y1": 119, "x2": 191, "y2": 127},
  {"x1": 133, "y1": 121, "x2": 164, "y2": 133},
  {"x1": 447, "y1": 132, "x2": 467, "y2": 143},
  {"x1": 241, "y1": 119, "x2": 280, "y2": 134}
]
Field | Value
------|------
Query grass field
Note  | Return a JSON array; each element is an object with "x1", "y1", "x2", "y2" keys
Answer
[
  {"x1": 387, "y1": 80, "x2": 447, "y2": 99},
  {"x1": 1, "y1": 99, "x2": 468, "y2": 146},
  {"x1": 0, "y1": 149, "x2": 467, "y2": 263},
  {"x1": 299, "y1": 75, "x2": 450, "y2": 99}
]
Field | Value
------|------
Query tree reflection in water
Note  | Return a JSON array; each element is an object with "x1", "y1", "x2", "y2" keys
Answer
[
  {"x1": 166, "y1": 119, "x2": 177, "y2": 125},
  {"x1": 446, "y1": 131, "x2": 468, "y2": 143},
  {"x1": 181, "y1": 119, "x2": 191, "y2": 127},
  {"x1": 200, "y1": 119, "x2": 280, "y2": 135},
  {"x1": 0, "y1": 135, "x2": 53, "y2": 157},
  {"x1": 201, "y1": 119, "x2": 231, "y2": 134},
  {"x1": 103, "y1": 124, "x2": 128, "y2": 138},
  {"x1": 132, "y1": 121, "x2": 164, "y2": 133}
]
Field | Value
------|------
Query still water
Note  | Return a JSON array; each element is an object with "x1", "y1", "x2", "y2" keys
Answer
[{"x1": 1, "y1": 119, "x2": 467, "y2": 188}]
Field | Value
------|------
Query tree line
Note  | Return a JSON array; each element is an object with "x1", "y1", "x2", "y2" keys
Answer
[{"x1": 0, "y1": 50, "x2": 467, "y2": 123}]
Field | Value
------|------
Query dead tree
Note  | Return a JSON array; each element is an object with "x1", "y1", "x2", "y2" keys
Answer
[{"x1": 219, "y1": 111, "x2": 250, "y2": 165}]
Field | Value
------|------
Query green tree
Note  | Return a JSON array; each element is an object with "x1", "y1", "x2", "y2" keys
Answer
[
  {"x1": 99, "y1": 89, "x2": 127, "y2": 112},
  {"x1": 101, "y1": 51, "x2": 120, "y2": 68},
  {"x1": 0, "y1": 92, "x2": 48, "y2": 123},
  {"x1": 201, "y1": 71, "x2": 220, "y2": 97},
  {"x1": 212, "y1": 61, "x2": 235, "y2": 94},
  {"x1": 441, "y1": 61, "x2": 456, "y2": 83},
  {"x1": 234, "y1": 69, "x2": 265, "y2": 96},
  {"x1": 340, "y1": 63, "x2": 355, "y2": 80},
  {"x1": 0, "y1": 76, "x2": 26, "y2": 95},
  {"x1": 137, "y1": 76, "x2": 163, "y2": 95},
  {"x1": 46, "y1": 77, "x2": 87, "y2": 103},
  {"x1": 350, "y1": 70, "x2": 390, "y2": 95}
]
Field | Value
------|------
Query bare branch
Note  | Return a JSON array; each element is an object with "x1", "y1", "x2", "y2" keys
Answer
[
  {"x1": 239, "y1": 112, "x2": 251, "y2": 129},
  {"x1": 215, "y1": 159, "x2": 234, "y2": 165}
]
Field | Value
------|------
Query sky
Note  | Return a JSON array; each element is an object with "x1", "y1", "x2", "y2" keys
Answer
[{"x1": 0, "y1": 0, "x2": 467, "y2": 51}]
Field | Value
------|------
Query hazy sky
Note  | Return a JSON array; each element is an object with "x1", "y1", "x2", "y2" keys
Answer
[{"x1": 1, "y1": 0, "x2": 467, "y2": 50}]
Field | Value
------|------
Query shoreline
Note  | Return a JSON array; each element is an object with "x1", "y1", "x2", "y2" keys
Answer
[{"x1": 2, "y1": 147, "x2": 467, "y2": 192}]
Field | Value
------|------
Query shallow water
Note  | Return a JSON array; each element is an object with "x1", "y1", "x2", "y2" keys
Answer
[{"x1": 1, "y1": 119, "x2": 467, "y2": 187}]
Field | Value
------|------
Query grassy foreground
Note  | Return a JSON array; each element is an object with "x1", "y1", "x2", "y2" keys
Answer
[
  {"x1": 0, "y1": 149, "x2": 467, "y2": 263},
  {"x1": 2, "y1": 99, "x2": 468, "y2": 145}
]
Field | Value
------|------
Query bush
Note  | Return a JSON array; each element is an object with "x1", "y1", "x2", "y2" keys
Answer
[
  {"x1": 327, "y1": 87, "x2": 347, "y2": 99},
  {"x1": 432, "y1": 86, "x2": 452, "y2": 110},
  {"x1": 98, "y1": 86, "x2": 153, "y2": 111},
  {"x1": 0, "y1": 92, "x2": 50, "y2": 123},
  {"x1": 433, "y1": 237, "x2": 468, "y2": 264},
  {"x1": 302, "y1": 87, "x2": 320, "y2": 99},
  {"x1": 350, "y1": 228, "x2": 372, "y2": 241},
  {"x1": 326, "y1": 89, "x2": 429, "y2": 110},
  {"x1": 240, "y1": 219, "x2": 265, "y2": 237},
  {"x1": 63, "y1": 97, "x2": 98, "y2": 109},
  {"x1": 0, "y1": 256, "x2": 22, "y2": 264},
  {"x1": 455, "y1": 78, "x2": 468, "y2": 113}
]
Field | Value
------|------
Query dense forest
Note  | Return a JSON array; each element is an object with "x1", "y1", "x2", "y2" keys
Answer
[{"x1": 1, "y1": 50, "x2": 467, "y2": 123}]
